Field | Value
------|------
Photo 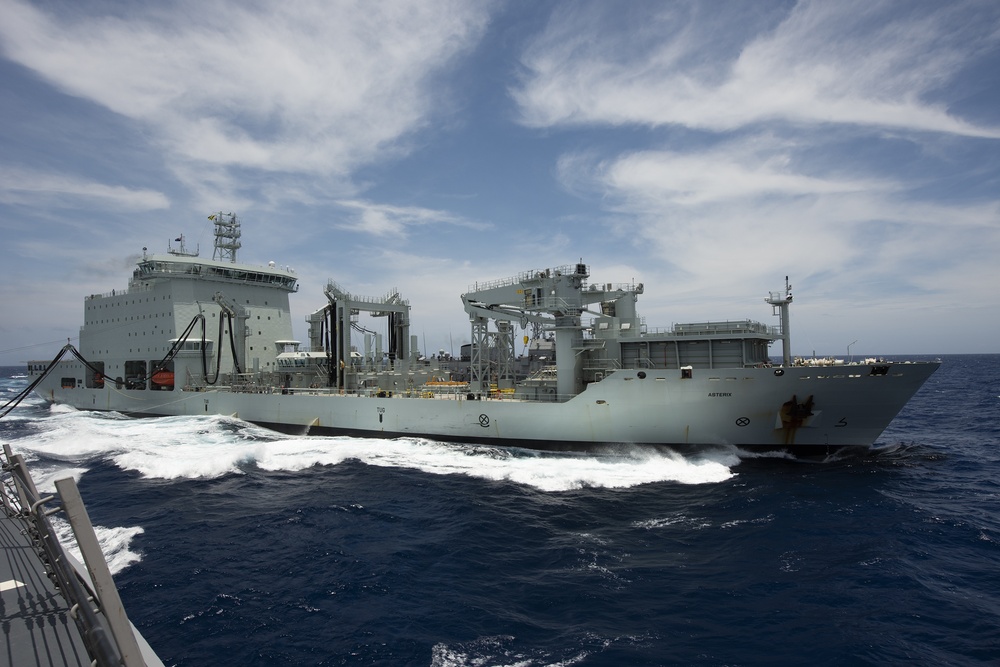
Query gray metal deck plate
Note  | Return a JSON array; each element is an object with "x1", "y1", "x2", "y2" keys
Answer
[{"x1": 1, "y1": 511, "x2": 92, "y2": 667}]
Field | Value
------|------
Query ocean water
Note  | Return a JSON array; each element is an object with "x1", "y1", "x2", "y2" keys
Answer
[{"x1": 2, "y1": 355, "x2": 998, "y2": 666}]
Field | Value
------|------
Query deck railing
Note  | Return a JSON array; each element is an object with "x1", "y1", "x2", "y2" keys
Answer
[{"x1": 2, "y1": 444, "x2": 157, "y2": 666}]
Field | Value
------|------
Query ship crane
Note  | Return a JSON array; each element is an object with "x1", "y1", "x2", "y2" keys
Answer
[
  {"x1": 461, "y1": 262, "x2": 641, "y2": 398},
  {"x1": 319, "y1": 281, "x2": 411, "y2": 391}
]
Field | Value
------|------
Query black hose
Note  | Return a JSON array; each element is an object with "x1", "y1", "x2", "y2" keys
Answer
[
  {"x1": 1, "y1": 311, "x2": 215, "y2": 417},
  {"x1": 202, "y1": 312, "x2": 224, "y2": 385},
  {"x1": 227, "y1": 312, "x2": 243, "y2": 376},
  {"x1": 0, "y1": 344, "x2": 74, "y2": 418}
]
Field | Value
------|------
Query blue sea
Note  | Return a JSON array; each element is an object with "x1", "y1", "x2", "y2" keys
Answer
[{"x1": 2, "y1": 355, "x2": 998, "y2": 666}]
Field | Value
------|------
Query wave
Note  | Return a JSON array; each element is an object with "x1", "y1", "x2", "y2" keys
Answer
[
  {"x1": 51, "y1": 516, "x2": 144, "y2": 576},
  {"x1": 6, "y1": 438, "x2": 144, "y2": 577},
  {"x1": 8, "y1": 410, "x2": 739, "y2": 490},
  {"x1": 5, "y1": 408, "x2": 738, "y2": 577},
  {"x1": 431, "y1": 635, "x2": 592, "y2": 667}
]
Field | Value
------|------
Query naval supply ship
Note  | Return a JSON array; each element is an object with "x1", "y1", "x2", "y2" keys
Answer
[{"x1": 25, "y1": 213, "x2": 939, "y2": 456}]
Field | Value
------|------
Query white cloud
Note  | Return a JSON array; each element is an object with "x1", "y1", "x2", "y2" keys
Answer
[
  {"x1": 1, "y1": 0, "x2": 996, "y2": 358},
  {"x1": 514, "y1": 0, "x2": 1000, "y2": 137},
  {"x1": 555, "y1": 139, "x2": 1000, "y2": 311},
  {"x1": 601, "y1": 149, "x2": 883, "y2": 207},
  {"x1": 0, "y1": 166, "x2": 169, "y2": 210},
  {"x1": 516, "y1": 0, "x2": 1000, "y2": 350},
  {"x1": 334, "y1": 199, "x2": 492, "y2": 238},
  {"x1": 0, "y1": 0, "x2": 491, "y2": 190}
]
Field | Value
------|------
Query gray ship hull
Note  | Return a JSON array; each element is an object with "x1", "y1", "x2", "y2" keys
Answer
[{"x1": 34, "y1": 361, "x2": 938, "y2": 455}]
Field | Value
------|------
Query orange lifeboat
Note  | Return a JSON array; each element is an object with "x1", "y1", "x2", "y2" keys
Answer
[{"x1": 151, "y1": 370, "x2": 175, "y2": 388}]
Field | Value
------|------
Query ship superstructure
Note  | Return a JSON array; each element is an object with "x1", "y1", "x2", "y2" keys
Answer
[
  {"x1": 63, "y1": 213, "x2": 297, "y2": 394},
  {"x1": 28, "y1": 213, "x2": 939, "y2": 456},
  {"x1": 460, "y1": 263, "x2": 786, "y2": 400}
]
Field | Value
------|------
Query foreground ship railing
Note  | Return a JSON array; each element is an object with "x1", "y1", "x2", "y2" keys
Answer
[{"x1": 1, "y1": 444, "x2": 163, "y2": 667}]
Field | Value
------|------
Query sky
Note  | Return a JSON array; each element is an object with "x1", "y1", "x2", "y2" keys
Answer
[{"x1": 1, "y1": 0, "x2": 998, "y2": 366}]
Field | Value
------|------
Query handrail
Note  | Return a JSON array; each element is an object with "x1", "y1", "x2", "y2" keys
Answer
[
  {"x1": 467, "y1": 263, "x2": 587, "y2": 293},
  {"x1": 2, "y1": 444, "x2": 154, "y2": 666},
  {"x1": 325, "y1": 280, "x2": 409, "y2": 307}
]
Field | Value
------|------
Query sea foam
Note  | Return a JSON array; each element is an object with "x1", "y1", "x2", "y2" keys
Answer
[{"x1": 15, "y1": 410, "x2": 738, "y2": 490}]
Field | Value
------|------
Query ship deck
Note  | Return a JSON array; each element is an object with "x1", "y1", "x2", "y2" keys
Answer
[
  {"x1": 2, "y1": 445, "x2": 164, "y2": 667},
  {"x1": 1, "y1": 508, "x2": 93, "y2": 666}
]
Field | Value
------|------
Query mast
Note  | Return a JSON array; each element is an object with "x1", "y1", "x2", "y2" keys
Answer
[
  {"x1": 766, "y1": 276, "x2": 793, "y2": 366},
  {"x1": 210, "y1": 212, "x2": 242, "y2": 263}
]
